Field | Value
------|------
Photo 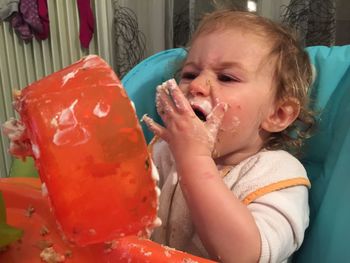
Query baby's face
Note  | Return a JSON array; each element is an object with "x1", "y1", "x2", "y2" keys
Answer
[{"x1": 179, "y1": 28, "x2": 278, "y2": 165}]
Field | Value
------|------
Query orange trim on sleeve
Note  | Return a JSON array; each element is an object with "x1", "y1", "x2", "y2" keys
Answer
[{"x1": 243, "y1": 177, "x2": 311, "y2": 205}]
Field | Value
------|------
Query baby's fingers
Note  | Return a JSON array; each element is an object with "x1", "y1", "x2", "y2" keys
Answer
[
  {"x1": 157, "y1": 79, "x2": 193, "y2": 116},
  {"x1": 142, "y1": 114, "x2": 168, "y2": 142},
  {"x1": 156, "y1": 83, "x2": 174, "y2": 118},
  {"x1": 166, "y1": 79, "x2": 192, "y2": 114}
]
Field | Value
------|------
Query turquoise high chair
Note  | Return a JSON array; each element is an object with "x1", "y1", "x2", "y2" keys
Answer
[
  {"x1": 6, "y1": 46, "x2": 350, "y2": 262},
  {"x1": 122, "y1": 46, "x2": 350, "y2": 262}
]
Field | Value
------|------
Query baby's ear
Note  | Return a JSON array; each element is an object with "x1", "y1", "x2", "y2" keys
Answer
[{"x1": 261, "y1": 98, "x2": 300, "y2": 133}]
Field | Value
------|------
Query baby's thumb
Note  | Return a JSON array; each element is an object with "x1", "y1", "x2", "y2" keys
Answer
[{"x1": 205, "y1": 102, "x2": 228, "y2": 137}]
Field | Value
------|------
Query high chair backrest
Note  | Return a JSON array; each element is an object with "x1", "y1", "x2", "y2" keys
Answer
[
  {"x1": 7, "y1": 46, "x2": 350, "y2": 262},
  {"x1": 121, "y1": 46, "x2": 350, "y2": 263},
  {"x1": 293, "y1": 46, "x2": 350, "y2": 262},
  {"x1": 122, "y1": 48, "x2": 187, "y2": 142}
]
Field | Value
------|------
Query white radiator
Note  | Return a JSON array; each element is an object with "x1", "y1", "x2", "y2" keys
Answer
[{"x1": 0, "y1": 0, "x2": 114, "y2": 177}]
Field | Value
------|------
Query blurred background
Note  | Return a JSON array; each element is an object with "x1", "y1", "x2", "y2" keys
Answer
[{"x1": 0, "y1": 0, "x2": 349, "y2": 177}]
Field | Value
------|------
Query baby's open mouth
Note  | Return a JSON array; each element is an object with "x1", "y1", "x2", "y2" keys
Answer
[{"x1": 193, "y1": 108, "x2": 207, "y2": 122}]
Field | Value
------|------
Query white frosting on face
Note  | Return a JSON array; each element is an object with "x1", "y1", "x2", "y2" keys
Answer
[
  {"x1": 220, "y1": 115, "x2": 241, "y2": 132},
  {"x1": 231, "y1": 116, "x2": 241, "y2": 127},
  {"x1": 189, "y1": 99, "x2": 212, "y2": 116}
]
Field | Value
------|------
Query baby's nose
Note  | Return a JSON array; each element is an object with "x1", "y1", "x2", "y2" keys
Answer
[{"x1": 189, "y1": 76, "x2": 212, "y2": 97}]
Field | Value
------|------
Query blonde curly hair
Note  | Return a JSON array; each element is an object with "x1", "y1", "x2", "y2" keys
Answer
[{"x1": 188, "y1": 10, "x2": 316, "y2": 155}]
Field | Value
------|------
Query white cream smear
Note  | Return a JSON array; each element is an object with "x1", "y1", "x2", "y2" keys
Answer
[
  {"x1": 31, "y1": 143, "x2": 40, "y2": 159},
  {"x1": 220, "y1": 114, "x2": 241, "y2": 132},
  {"x1": 189, "y1": 99, "x2": 212, "y2": 116},
  {"x1": 93, "y1": 102, "x2": 110, "y2": 118},
  {"x1": 150, "y1": 159, "x2": 162, "y2": 232},
  {"x1": 82, "y1": 54, "x2": 99, "y2": 68},
  {"x1": 53, "y1": 99, "x2": 90, "y2": 146},
  {"x1": 130, "y1": 100, "x2": 136, "y2": 111},
  {"x1": 62, "y1": 55, "x2": 102, "y2": 87},
  {"x1": 62, "y1": 69, "x2": 79, "y2": 86},
  {"x1": 151, "y1": 160, "x2": 160, "y2": 182},
  {"x1": 41, "y1": 182, "x2": 48, "y2": 197}
]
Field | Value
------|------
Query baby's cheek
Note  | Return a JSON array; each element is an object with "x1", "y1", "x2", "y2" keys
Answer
[
  {"x1": 220, "y1": 105, "x2": 241, "y2": 132},
  {"x1": 221, "y1": 115, "x2": 240, "y2": 132}
]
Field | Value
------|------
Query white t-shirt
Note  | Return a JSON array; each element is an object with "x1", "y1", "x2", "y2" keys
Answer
[{"x1": 150, "y1": 139, "x2": 310, "y2": 263}]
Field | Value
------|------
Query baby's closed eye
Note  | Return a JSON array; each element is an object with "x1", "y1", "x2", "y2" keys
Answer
[
  {"x1": 181, "y1": 71, "x2": 198, "y2": 80},
  {"x1": 217, "y1": 73, "x2": 240, "y2": 82}
]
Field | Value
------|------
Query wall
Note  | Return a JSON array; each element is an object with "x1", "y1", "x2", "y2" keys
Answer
[
  {"x1": 116, "y1": 0, "x2": 171, "y2": 56},
  {"x1": 258, "y1": 0, "x2": 290, "y2": 21},
  {"x1": 336, "y1": 0, "x2": 350, "y2": 45},
  {"x1": 0, "y1": 0, "x2": 114, "y2": 177}
]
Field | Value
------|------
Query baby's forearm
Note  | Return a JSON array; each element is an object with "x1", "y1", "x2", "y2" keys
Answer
[{"x1": 176, "y1": 155, "x2": 261, "y2": 262}]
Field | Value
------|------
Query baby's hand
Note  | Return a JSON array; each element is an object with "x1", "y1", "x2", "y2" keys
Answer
[
  {"x1": 143, "y1": 79, "x2": 227, "y2": 160},
  {"x1": 2, "y1": 118, "x2": 33, "y2": 159}
]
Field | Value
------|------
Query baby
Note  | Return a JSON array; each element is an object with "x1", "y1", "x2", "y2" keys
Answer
[{"x1": 143, "y1": 10, "x2": 315, "y2": 263}]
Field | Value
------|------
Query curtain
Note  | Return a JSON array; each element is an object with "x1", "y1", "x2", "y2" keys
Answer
[
  {"x1": 112, "y1": 0, "x2": 172, "y2": 77},
  {"x1": 281, "y1": 0, "x2": 336, "y2": 46},
  {"x1": 173, "y1": 0, "x2": 249, "y2": 48},
  {"x1": 111, "y1": 0, "x2": 250, "y2": 77}
]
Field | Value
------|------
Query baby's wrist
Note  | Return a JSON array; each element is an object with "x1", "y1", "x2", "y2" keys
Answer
[{"x1": 174, "y1": 153, "x2": 213, "y2": 167}]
